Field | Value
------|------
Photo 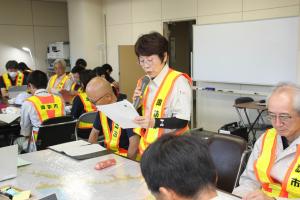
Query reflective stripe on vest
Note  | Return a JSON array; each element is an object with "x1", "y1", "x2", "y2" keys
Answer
[
  {"x1": 254, "y1": 128, "x2": 300, "y2": 198},
  {"x1": 71, "y1": 83, "x2": 83, "y2": 93},
  {"x1": 26, "y1": 95, "x2": 64, "y2": 141},
  {"x1": 49, "y1": 74, "x2": 69, "y2": 90},
  {"x1": 135, "y1": 69, "x2": 192, "y2": 154},
  {"x1": 3, "y1": 72, "x2": 24, "y2": 89},
  {"x1": 100, "y1": 112, "x2": 125, "y2": 154},
  {"x1": 78, "y1": 92, "x2": 97, "y2": 129}
]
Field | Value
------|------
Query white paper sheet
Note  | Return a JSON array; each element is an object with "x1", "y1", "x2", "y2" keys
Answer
[
  {"x1": 0, "y1": 113, "x2": 20, "y2": 123},
  {"x1": 96, "y1": 100, "x2": 140, "y2": 128}
]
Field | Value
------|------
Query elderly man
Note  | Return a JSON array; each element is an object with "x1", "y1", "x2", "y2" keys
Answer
[
  {"x1": 233, "y1": 83, "x2": 300, "y2": 199},
  {"x1": 47, "y1": 59, "x2": 72, "y2": 95},
  {"x1": 86, "y1": 77, "x2": 139, "y2": 160}
]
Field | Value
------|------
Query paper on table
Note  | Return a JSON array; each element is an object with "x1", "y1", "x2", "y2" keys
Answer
[
  {"x1": 49, "y1": 140, "x2": 106, "y2": 160},
  {"x1": 96, "y1": 100, "x2": 140, "y2": 128},
  {"x1": 0, "y1": 113, "x2": 20, "y2": 123},
  {"x1": 17, "y1": 157, "x2": 32, "y2": 167}
]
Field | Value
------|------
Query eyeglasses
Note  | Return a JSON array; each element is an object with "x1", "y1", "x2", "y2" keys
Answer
[
  {"x1": 267, "y1": 112, "x2": 292, "y2": 123},
  {"x1": 88, "y1": 94, "x2": 108, "y2": 105},
  {"x1": 138, "y1": 57, "x2": 154, "y2": 66}
]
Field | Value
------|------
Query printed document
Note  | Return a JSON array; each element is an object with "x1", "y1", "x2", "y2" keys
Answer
[{"x1": 96, "y1": 100, "x2": 140, "y2": 128}]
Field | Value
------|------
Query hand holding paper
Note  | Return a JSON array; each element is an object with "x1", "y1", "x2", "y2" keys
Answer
[{"x1": 96, "y1": 100, "x2": 141, "y2": 128}]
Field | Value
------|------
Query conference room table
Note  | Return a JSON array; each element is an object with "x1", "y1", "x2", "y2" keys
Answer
[{"x1": 0, "y1": 149, "x2": 241, "y2": 200}]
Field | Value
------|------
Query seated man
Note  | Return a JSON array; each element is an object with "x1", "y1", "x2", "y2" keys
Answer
[
  {"x1": 86, "y1": 77, "x2": 139, "y2": 160},
  {"x1": 47, "y1": 59, "x2": 73, "y2": 95},
  {"x1": 15, "y1": 70, "x2": 65, "y2": 152},
  {"x1": 0, "y1": 60, "x2": 27, "y2": 97},
  {"x1": 233, "y1": 83, "x2": 300, "y2": 199},
  {"x1": 141, "y1": 134, "x2": 234, "y2": 200},
  {"x1": 71, "y1": 70, "x2": 96, "y2": 138},
  {"x1": 60, "y1": 65, "x2": 85, "y2": 103}
]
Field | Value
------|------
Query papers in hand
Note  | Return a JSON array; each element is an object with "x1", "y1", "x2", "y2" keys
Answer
[
  {"x1": 96, "y1": 100, "x2": 140, "y2": 128},
  {"x1": 49, "y1": 140, "x2": 106, "y2": 160}
]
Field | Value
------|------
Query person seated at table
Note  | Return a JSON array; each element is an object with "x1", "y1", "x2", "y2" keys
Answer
[
  {"x1": 102, "y1": 63, "x2": 119, "y2": 90},
  {"x1": 0, "y1": 60, "x2": 27, "y2": 97},
  {"x1": 60, "y1": 65, "x2": 85, "y2": 103},
  {"x1": 75, "y1": 58, "x2": 87, "y2": 69},
  {"x1": 18, "y1": 62, "x2": 32, "y2": 77},
  {"x1": 15, "y1": 70, "x2": 65, "y2": 152},
  {"x1": 47, "y1": 59, "x2": 73, "y2": 95},
  {"x1": 141, "y1": 134, "x2": 234, "y2": 200},
  {"x1": 71, "y1": 70, "x2": 96, "y2": 138},
  {"x1": 86, "y1": 77, "x2": 139, "y2": 160},
  {"x1": 233, "y1": 83, "x2": 300, "y2": 199},
  {"x1": 93, "y1": 66, "x2": 119, "y2": 96}
]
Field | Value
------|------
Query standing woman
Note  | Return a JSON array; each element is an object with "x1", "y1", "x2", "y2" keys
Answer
[{"x1": 133, "y1": 32, "x2": 192, "y2": 155}]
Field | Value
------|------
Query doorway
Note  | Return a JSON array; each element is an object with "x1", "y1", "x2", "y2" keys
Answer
[{"x1": 163, "y1": 19, "x2": 196, "y2": 128}]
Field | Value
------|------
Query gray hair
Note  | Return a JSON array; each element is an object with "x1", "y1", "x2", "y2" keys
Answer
[
  {"x1": 267, "y1": 82, "x2": 300, "y2": 115},
  {"x1": 53, "y1": 59, "x2": 66, "y2": 70}
]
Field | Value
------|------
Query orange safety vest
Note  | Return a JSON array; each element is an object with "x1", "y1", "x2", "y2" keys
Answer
[
  {"x1": 71, "y1": 83, "x2": 83, "y2": 93},
  {"x1": 48, "y1": 74, "x2": 69, "y2": 90},
  {"x1": 254, "y1": 128, "x2": 300, "y2": 198},
  {"x1": 2, "y1": 72, "x2": 24, "y2": 89},
  {"x1": 134, "y1": 69, "x2": 192, "y2": 154},
  {"x1": 78, "y1": 92, "x2": 97, "y2": 129},
  {"x1": 100, "y1": 112, "x2": 128, "y2": 157},
  {"x1": 26, "y1": 95, "x2": 64, "y2": 141}
]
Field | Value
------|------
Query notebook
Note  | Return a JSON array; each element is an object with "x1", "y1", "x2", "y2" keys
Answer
[
  {"x1": 8, "y1": 85, "x2": 28, "y2": 99},
  {"x1": 0, "y1": 145, "x2": 18, "y2": 181}
]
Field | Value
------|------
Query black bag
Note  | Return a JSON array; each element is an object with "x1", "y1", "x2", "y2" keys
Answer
[{"x1": 218, "y1": 122, "x2": 248, "y2": 142}]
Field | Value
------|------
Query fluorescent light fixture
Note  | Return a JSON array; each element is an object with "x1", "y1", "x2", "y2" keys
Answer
[
  {"x1": 22, "y1": 47, "x2": 31, "y2": 52},
  {"x1": 21, "y1": 46, "x2": 35, "y2": 68}
]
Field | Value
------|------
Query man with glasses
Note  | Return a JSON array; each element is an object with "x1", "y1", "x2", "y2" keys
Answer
[
  {"x1": 86, "y1": 77, "x2": 139, "y2": 160},
  {"x1": 132, "y1": 32, "x2": 192, "y2": 155},
  {"x1": 233, "y1": 83, "x2": 300, "y2": 199}
]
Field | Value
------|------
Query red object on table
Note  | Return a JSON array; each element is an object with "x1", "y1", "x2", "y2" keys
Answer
[{"x1": 95, "y1": 158, "x2": 116, "y2": 170}]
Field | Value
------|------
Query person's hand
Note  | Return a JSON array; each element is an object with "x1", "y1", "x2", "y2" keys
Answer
[
  {"x1": 132, "y1": 85, "x2": 142, "y2": 103},
  {"x1": 134, "y1": 116, "x2": 155, "y2": 128},
  {"x1": 243, "y1": 190, "x2": 275, "y2": 200}
]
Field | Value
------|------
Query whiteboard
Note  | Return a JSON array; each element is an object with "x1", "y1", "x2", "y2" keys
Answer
[{"x1": 193, "y1": 17, "x2": 299, "y2": 85}]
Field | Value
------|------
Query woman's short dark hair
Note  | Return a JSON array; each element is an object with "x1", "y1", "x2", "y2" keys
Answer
[
  {"x1": 79, "y1": 70, "x2": 96, "y2": 91},
  {"x1": 27, "y1": 70, "x2": 48, "y2": 89},
  {"x1": 5, "y1": 60, "x2": 18, "y2": 70},
  {"x1": 102, "y1": 64, "x2": 113, "y2": 73},
  {"x1": 18, "y1": 62, "x2": 31, "y2": 72},
  {"x1": 141, "y1": 134, "x2": 217, "y2": 198},
  {"x1": 75, "y1": 58, "x2": 87, "y2": 68},
  {"x1": 71, "y1": 65, "x2": 85, "y2": 74},
  {"x1": 134, "y1": 32, "x2": 169, "y2": 62}
]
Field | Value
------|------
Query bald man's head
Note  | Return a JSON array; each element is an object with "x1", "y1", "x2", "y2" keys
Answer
[{"x1": 86, "y1": 77, "x2": 116, "y2": 105}]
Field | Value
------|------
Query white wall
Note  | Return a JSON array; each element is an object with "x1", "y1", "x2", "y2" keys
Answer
[
  {"x1": 102, "y1": 0, "x2": 300, "y2": 132},
  {"x1": 0, "y1": 0, "x2": 69, "y2": 73},
  {"x1": 67, "y1": 0, "x2": 104, "y2": 68}
]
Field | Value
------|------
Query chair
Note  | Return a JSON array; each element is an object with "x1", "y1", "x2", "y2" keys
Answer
[
  {"x1": 234, "y1": 97, "x2": 254, "y2": 127},
  {"x1": 188, "y1": 128, "x2": 248, "y2": 193},
  {"x1": 33, "y1": 116, "x2": 77, "y2": 151},
  {"x1": 75, "y1": 111, "x2": 98, "y2": 140}
]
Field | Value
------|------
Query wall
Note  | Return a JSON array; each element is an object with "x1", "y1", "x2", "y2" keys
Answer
[
  {"x1": 67, "y1": 0, "x2": 104, "y2": 68},
  {"x1": 102, "y1": 0, "x2": 300, "y2": 131},
  {"x1": 0, "y1": 0, "x2": 69, "y2": 73}
]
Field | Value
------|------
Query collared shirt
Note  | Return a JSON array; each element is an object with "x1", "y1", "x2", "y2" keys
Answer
[
  {"x1": 46, "y1": 73, "x2": 73, "y2": 93},
  {"x1": 233, "y1": 131, "x2": 300, "y2": 200},
  {"x1": 144, "y1": 64, "x2": 192, "y2": 133},
  {"x1": 20, "y1": 89, "x2": 66, "y2": 136}
]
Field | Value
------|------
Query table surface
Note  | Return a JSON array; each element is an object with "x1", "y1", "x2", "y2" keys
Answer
[
  {"x1": 233, "y1": 101, "x2": 267, "y2": 111},
  {"x1": 0, "y1": 149, "x2": 241, "y2": 200}
]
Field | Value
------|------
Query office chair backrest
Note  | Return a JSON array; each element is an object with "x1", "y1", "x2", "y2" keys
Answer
[
  {"x1": 75, "y1": 111, "x2": 98, "y2": 140},
  {"x1": 36, "y1": 116, "x2": 77, "y2": 150},
  {"x1": 189, "y1": 129, "x2": 248, "y2": 193}
]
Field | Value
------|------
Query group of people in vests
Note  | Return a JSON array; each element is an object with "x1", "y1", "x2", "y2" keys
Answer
[{"x1": 5, "y1": 31, "x2": 300, "y2": 200}]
